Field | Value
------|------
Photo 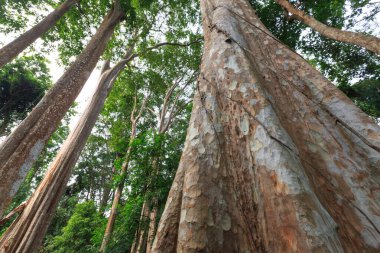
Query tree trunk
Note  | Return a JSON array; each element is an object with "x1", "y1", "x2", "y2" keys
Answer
[
  {"x1": 146, "y1": 197, "x2": 158, "y2": 253},
  {"x1": 0, "y1": 58, "x2": 116, "y2": 253},
  {"x1": 0, "y1": 0, "x2": 79, "y2": 68},
  {"x1": 134, "y1": 201, "x2": 150, "y2": 253},
  {"x1": 152, "y1": 0, "x2": 380, "y2": 252},
  {"x1": 100, "y1": 88, "x2": 150, "y2": 252},
  {"x1": 276, "y1": 0, "x2": 380, "y2": 54},
  {"x1": 100, "y1": 144, "x2": 133, "y2": 252},
  {"x1": 0, "y1": 6, "x2": 124, "y2": 218}
]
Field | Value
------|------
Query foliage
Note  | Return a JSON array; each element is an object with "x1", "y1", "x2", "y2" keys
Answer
[
  {"x1": 339, "y1": 79, "x2": 380, "y2": 121},
  {"x1": 0, "y1": 55, "x2": 51, "y2": 136},
  {"x1": 44, "y1": 201, "x2": 106, "y2": 253},
  {"x1": 251, "y1": 0, "x2": 380, "y2": 85}
]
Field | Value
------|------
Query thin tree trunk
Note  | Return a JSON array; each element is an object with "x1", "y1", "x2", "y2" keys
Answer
[
  {"x1": 276, "y1": 0, "x2": 380, "y2": 54},
  {"x1": 0, "y1": 0, "x2": 79, "y2": 68},
  {"x1": 100, "y1": 144, "x2": 133, "y2": 252},
  {"x1": 152, "y1": 0, "x2": 380, "y2": 252},
  {"x1": 140, "y1": 74, "x2": 195, "y2": 253},
  {"x1": 0, "y1": 5, "x2": 124, "y2": 218},
  {"x1": 0, "y1": 58, "x2": 117, "y2": 253},
  {"x1": 134, "y1": 201, "x2": 150, "y2": 253},
  {"x1": 100, "y1": 93, "x2": 149, "y2": 252},
  {"x1": 145, "y1": 197, "x2": 158, "y2": 253}
]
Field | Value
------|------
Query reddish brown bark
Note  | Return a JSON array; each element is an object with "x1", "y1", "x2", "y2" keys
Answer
[
  {"x1": 0, "y1": 0, "x2": 79, "y2": 68},
  {"x1": 152, "y1": 0, "x2": 380, "y2": 252},
  {"x1": 0, "y1": 5, "x2": 124, "y2": 218},
  {"x1": 276, "y1": 0, "x2": 380, "y2": 54}
]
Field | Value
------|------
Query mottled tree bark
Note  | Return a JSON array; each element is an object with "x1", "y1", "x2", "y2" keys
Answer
[
  {"x1": 0, "y1": 58, "x2": 118, "y2": 253},
  {"x1": 152, "y1": 0, "x2": 380, "y2": 252},
  {"x1": 0, "y1": 0, "x2": 79, "y2": 68},
  {"x1": 276, "y1": 0, "x2": 380, "y2": 54},
  {"x1": 0, "y1": 5, "x2": 124, "y2": 218}
]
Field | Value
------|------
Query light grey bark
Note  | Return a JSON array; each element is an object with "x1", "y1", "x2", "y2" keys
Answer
[{"x1": 152, "y1": 0, "x2": 380, "y2": 252}]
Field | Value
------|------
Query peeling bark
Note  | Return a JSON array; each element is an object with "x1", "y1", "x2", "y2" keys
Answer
[
  {"x1": 152, "y1": 0, "x2": 380, "y2": 252},
  {"x1": 0, "y1": 0, "x2": 79, "y2": 68},
  {"x1": 276, "y1": 0, "x2": 380, "y2": 54},
  {"x1": 0, "y1": 6, "x2": 124, "y2": 218}
]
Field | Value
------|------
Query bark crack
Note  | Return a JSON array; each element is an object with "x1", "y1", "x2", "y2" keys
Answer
[
  {"x1": 209, "y1": 15, "x2": 380, "y2": 154},
  {"x1": 227, "y1": 94, "x2": 380, "y2": 235}
]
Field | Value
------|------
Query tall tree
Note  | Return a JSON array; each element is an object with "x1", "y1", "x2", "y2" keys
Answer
[
  {"x1": 152, "y1": 0, "x2": 380, "y2": 252},
  {"x1": 0, "y1": 0, "x2": 79, "y2": 67},
  {"x1": 275, "y1": 0, "x2": 380, "y2": 54},
  {"x1": 0, "y1": 1, "x2": 124, "y2": 217},
  {"x1": 100, "y1": 92, "x2": 148, "y2": 252},
  {"x1": 132, "y1": 70, "x2": 197, "y2": 253},
  {"x1": 0, "y1": 56, "x2": 121, "y2": 251}
]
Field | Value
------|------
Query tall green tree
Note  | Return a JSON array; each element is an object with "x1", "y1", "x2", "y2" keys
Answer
[{"x1": 0, "y1": 56, "x2": 50, "y2": 137}]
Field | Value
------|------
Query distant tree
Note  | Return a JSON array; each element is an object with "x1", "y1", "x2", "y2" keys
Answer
[
  {"x1": 0, "y1": 56, "x2": 50, "y2": 137},
  {"x1": 339, "y1": 79, "x2": 380, "y2": 122},
  {"x1": 44, "y1": 201, "x2": 105, "y2": 253}
]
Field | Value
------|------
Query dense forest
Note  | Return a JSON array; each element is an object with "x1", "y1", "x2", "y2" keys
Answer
[{"x1": 0, "y1": 0, "x2": 379, "y2": 252}]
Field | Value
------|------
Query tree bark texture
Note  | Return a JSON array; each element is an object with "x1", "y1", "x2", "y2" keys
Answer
[
  {"x1": 0, "y1": 58, "x2": 117, "y2": 253},
  {"x1": 276, "y1": 0, "x2": 380, "y2": 54},
  {"x1": 0, "y1": 6, "x2": 124, "y2": 218},
  {"x1": 0, "y1": 0, "x2": 79, "y2": 68},
  {"x1": 152, "y1": 0, "x2": 380, "y2": 252}
]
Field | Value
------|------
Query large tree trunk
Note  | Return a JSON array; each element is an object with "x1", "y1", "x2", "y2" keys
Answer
[
  {"x1": 276, "y1": 0, "x2": 380, "y2": 54},
  {"x1": 0, "y1": 0, "x2": 79, "y2": 68},
  {"x1": 152, "y1": 0, "x2": 380, "y2": 252},
  {"x1": 0, "y1": 6, "x2": 124, "y2": 218},
  {"x1": 0, "y1": 59, "x2": 117, "y2": 253}
]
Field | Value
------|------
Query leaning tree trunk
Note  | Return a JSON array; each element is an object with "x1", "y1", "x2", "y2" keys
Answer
[
  {"x1": 0, "y1": 6, "x2": 124, "y2": 218},
  {"x1": 0, "y1": 0, "x2": 79, "y2": 68},
  {"x1": 152, "y1": 0, "x2": 380, "y2": 252},
  {"x1": 276, "y1": 0, "x2": 380, "y2": 54},
  {"x1": 0, "y1": 58, "x2": 117, "y2": 252}
]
